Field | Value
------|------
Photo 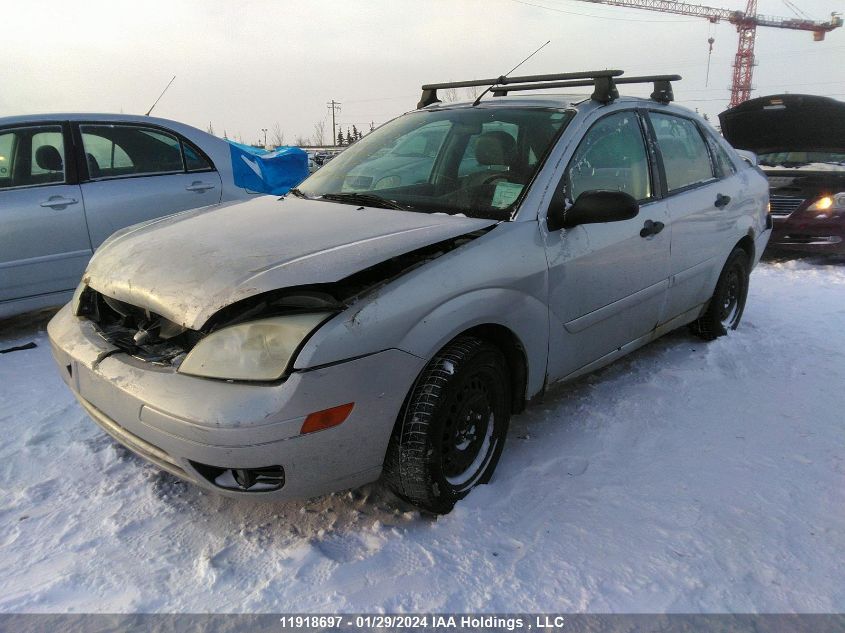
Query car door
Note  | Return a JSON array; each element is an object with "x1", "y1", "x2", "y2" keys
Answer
[
  {"x1": 0, "y1": 122, "x2": 92, "y2": 304},
  {"x1": 543, "y1": 110, "x2": 671, "y2": 381},
  {"x1": 75, "y1": 122, "x2": 223, "y2": 247},
  {"x1": 646, "y1": 111, "x2": 743, "y2": 321}
]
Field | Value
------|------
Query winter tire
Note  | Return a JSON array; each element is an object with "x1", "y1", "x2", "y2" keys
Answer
[{"x1": 384, "y1": 336, "x2": 511, "y2": 514}]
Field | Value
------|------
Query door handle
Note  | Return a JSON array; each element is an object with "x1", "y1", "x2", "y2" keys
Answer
[
  {"x1": 186, "y1": 181, "x2": 215, "y2": 193},
  {"x1": 715, "y1": 193, "x2": 731, "y2": 208},
  {"x1": 640, "y1": 219, "x2": 665, "y2": 238},
  {"x1": 40, "y1": 196, "x2": 79, "y2": 209}
]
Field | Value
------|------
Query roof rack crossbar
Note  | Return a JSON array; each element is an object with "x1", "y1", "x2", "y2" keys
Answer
[
  {"x1": 417, "y1": 70, "x2": 624, "y2": 108},
  {"x1": 489, "y1": 73, "x2": 682, "y2": 105},
  {"x1": 614, "y1": 74, "x2": 682, "y2": 104},
  {"x1": 491, "y1": 78, "x2": 615, "y2": 102}
]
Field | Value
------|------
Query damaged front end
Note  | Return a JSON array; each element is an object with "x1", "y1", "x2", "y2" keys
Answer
[{"x1": 75, "y1": 226, "x2": 494, "y2": 374}]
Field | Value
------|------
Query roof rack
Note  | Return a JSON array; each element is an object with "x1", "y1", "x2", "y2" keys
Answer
[
  {"x1": 418, "y1": 70, "x2": 623, "y2": 109},
  {"x1": 418, "y1": 72, "x2": 682, "y2": 108}
]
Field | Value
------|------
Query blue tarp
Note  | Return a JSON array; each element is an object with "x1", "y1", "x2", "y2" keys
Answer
[{"x1": 227, "y1": 141, "x2": 309, "y2": 195}]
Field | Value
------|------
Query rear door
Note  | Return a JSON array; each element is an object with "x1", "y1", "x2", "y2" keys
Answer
[
  {"x1": 0, "y1": 122, "x2": 91, "y2": 303},
  {"x1": 75, "y1": 122, "x2": 223, "y2": 246},
  {"x1": 543, "y1": 109, "x2": 671, "y2": 380},
  {"x1": 647, "y1": 111, "x2": 739, "y2": 320}
]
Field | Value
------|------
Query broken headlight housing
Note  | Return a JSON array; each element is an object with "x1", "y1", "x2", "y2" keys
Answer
[{"x1": 177, "y1": 313, "x2": 332, "y2": 381}]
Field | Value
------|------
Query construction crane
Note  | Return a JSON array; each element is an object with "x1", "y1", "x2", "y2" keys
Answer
[{"x1": 574, "y1": 1, "x2": 842, "y2": 106}]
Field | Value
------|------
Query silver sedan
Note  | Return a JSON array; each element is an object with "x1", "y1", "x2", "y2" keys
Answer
[{"x1": 48, "y1": 76, "x2": 770, "y2": 513}]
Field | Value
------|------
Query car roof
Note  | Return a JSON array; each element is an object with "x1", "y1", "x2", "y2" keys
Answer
[{"x1": 0, "y1": 112, "x2": 203, "y2": 131}]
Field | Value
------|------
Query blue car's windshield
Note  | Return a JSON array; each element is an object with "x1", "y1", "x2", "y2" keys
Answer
[{"x1": 297, "y1": 106, "x2": 572, "y2": 220}]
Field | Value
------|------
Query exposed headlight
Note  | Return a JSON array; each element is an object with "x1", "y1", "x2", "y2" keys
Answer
[
  {"x1": 807, "y1": 193, "x2": 845, "y2": 216},
  {"x1": 178, "y1": 313, "x2": 332, "y2": 381}
]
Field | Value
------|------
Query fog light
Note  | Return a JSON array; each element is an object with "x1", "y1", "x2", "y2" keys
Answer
[{"x1": 190, "y1": 462, "x2": 285, "y2": 492}]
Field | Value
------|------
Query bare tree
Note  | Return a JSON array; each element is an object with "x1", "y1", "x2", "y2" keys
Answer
[
  {"x1": 443, "y1": 87, "x2": 459, "y2": 102},
  {"x1": 206, "y1": 122, "x2": 215, "y2": 136},
  {"x1": 312, "y1": 120, "x2": 327, "y2": 147},
  {"x1": 294, "y1": 135, "x2": 310, "y2": 147},
  {"x1": 270, "y1": 123, "x2": 286, "y2": 147},
  {"x1": 464, "y1": 85, "x2": 480, "y2": 100}
]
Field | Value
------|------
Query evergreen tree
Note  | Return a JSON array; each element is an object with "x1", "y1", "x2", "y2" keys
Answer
[
  {"x1": 346, "y1": 128, "x2": 354, "y2": 145},
  {"x1": 351, "y1": 124, "x2": 359, "y2": 141},
  {"x1": 337, "y1": 130, "x2": 344, "y2": 146}
]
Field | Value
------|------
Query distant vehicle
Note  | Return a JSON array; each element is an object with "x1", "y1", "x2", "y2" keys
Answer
[
  {"x1": 0, "y1": 114, "x2": 263, "y2": 319},
  {"x1": 306, "y1": 153, "x2": 318, "y2": 174},
  {"x1": 49, "y1": 71, "x2": 769, "y2": 513},
  {"x1": 314, "y1": 152, "x2": 338, "y2": 166},
  {"x1": 720, "y1": 94, "x2": 845, "y2": 255}
]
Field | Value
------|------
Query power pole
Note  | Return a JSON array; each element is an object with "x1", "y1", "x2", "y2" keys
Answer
[{"x1": 327, "y1": 100, "x2": 341, "y2": 146}]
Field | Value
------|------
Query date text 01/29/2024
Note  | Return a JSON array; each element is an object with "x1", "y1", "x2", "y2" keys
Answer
[{"x1": 277, "y1": 615, "x2": 568, "y2": 630}]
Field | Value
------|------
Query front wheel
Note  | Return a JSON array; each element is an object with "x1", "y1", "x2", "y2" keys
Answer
[
  {"x1": 690, "y1": 247, "x2": 750, "y2": 340},
  {"x1": 383, "y1": 336, "x2": 511, "y2": 514}
]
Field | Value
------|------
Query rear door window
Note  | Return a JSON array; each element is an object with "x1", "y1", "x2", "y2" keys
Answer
[
  {"x1": 649, "y1": 113, "x2": 715, "y2": 192},
  {"x1": 80, "y1": 124, "x2": 185, "y2": 179}
]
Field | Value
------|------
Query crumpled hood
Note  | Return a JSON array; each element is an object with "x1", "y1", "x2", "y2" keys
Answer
[
  {"x1": 719, "y1": 94, "x2": 845, "y2": 154},
  {"x1": 85, "y1": 196, "x2": 496, "y2": 329}
]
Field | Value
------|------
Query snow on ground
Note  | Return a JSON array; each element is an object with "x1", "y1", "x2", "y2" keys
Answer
[{"x1": 1, "y1": 258, "x2": 844, "y2": 614}]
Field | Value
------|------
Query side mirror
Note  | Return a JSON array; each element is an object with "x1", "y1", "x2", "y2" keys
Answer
[{"x1": 547, "y1": 190, "x2": 640, "y2": 232}]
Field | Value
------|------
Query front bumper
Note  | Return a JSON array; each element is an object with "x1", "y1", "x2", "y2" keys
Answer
[
  {"x1": 768, "y1": 217, "x2": 845, "y2": 255},
  {"x1": 47, "y1": 304, "x2": 426, "y2": 500}
]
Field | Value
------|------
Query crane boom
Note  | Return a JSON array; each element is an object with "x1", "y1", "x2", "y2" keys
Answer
[
  {"x1": 572, "y1": 0, "x2": 842, "y2": 106},
  {"x1": 577, "y1": 0, "x2": 841, "y2": 32}
]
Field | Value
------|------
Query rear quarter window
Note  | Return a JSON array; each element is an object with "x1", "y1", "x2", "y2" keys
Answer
[{"x1": 649, "y1": 112, "x2": 715, "y2": 192}]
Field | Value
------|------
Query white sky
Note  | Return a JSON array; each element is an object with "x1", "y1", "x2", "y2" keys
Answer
[{"x1": 3, "y1": 0, "x2": 843, "y2": 143}]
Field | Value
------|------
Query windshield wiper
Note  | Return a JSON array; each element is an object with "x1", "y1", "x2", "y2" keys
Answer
[
  {"x1": 319, "y1": 192, "x2": 412, "y2": 211},
  {"x1": 288, "y1": 188, "x2": 310, "y2": 199}
]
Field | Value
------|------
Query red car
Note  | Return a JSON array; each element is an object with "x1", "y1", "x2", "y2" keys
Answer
[{"x1": 720, "y1": 94, "x2": 845, "y2": 255}]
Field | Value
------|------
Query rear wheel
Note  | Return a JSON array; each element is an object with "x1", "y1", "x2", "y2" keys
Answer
[
  {"x1": 383, "y1": 336, "x2": 511, "y2": 514},
  {"x1": 690, "y1": 247, "x2": 750, "y2": 340}
]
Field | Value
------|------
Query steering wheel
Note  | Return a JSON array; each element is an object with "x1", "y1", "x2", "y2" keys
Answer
[{"x1": 480, "y1": 172, "x2": 525, "y2": 187}]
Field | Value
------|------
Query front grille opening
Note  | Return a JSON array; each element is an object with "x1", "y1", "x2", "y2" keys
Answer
[
  {"x1": 190, "y1": 461, "x2": 286, "y2": 492},
  {"x1": 769, "y1": 194, "x2": 805, "y2": 216},
  {"x1": 78, "y1": 288, "x2": 203, "y2": 365}
]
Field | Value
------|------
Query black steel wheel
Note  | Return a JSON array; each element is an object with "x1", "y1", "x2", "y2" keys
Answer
[
  {"x1": 690, "y1": 247, "x2": 750, "y2": 340},
  {"x1": 383, "y1": 336, "x2": 511, "y2": 514}
]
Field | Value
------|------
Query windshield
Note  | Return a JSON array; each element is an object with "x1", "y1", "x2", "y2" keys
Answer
[
  {"x1": 758, "y1": 151, "x2": 845, "y2": 172},
  {"x1": 297, "y1": 106, "x2": 572, "y2": 220}
]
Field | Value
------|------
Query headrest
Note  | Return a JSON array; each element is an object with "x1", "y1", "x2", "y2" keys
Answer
[
  {"x1": 35, "y1": 145, "x2": 63, "y2": 172},
  {"x1": 475, "y1": 131, "x2": 515, "y2": 166}
]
